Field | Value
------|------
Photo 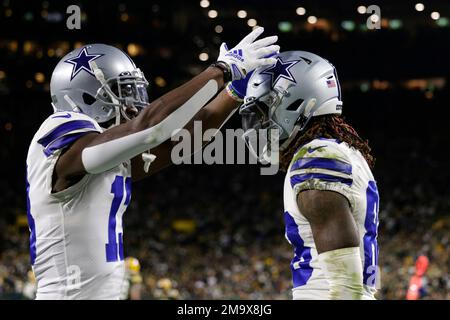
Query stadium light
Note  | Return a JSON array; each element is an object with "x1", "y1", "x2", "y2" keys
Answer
[
  {"x1": 341, "y1": 20, "x2": 355, "y2": 31},
  {"x1": 296, "y1": 7, "x2": 306, "y2": 16},
  {"x1": 237, "y1": 10, "x2": 247, "y2": 19},
  {"x1": 247, "y1": 18, "x2": 257, "y2": 27},
  {"x1": 199, "y1": 52, "x2": 209, "y2": 61},
  {"x1": 200, "y1": 0, "x2": 210, "y2": 8},
  {"x1": 307, "y1": 16, "x2": 317, "y2": 24},
  {"x1": 431, "y1": 12, "x2": 440, "y2": 20},
  {"x1": 208, "y1": 10, "x2": 218, "y2": 18},
  {"x1": 214, "y1": 25, "x2": 223, "y2": 33},
  {"x1": 278, "y1": 21, "x2": 293, "y2": 32},
  {"x1": 389, "y1": 19, "x2": 402, "y2": 29},
  {"x1": 357, "y1": 6, "x2": 367, "y2": 14},
  {"x1": 369, "y1": 14, "x2": 380, "y2": 23},
  {"x1": 415, "y1": 3, "x2": 425, "y2": 12},
  {"x1": 436, "y1": 17, "x2": 449, "y2": 27},
  {"x1": 154, "y1": 76, "x2": 167, "y2": 87},
  {"x1": 34, "y1": 72, "x2": 45, "y2": 83},
  {"x1": 127, "y1": 43, "x2": 139, "y2": 56}
]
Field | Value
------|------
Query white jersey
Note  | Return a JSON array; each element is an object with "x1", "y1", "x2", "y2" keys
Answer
[
  {"x1": 283, "y1": 138, "x2": 379, "y2": 300},
  {"x1": 25, "y1": 111, "x2": 132, "y2": 299}
]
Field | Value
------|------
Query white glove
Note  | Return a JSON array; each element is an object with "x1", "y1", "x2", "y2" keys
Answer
[{"x1": 217, "y1": 27, "x2": 279, "y2": 80}]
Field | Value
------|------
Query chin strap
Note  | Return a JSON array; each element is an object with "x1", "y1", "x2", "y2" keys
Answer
[{"x1": 63, "y1": 95, "x2": 82, "y2": 112}]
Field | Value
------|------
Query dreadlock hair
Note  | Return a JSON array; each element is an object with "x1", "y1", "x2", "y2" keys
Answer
[{"x1": 279, "y1": 114, "x2": 375, "y2": 172}]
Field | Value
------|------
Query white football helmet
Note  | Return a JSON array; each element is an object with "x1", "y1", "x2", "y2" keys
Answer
[
  {"x1": 50, "y1": 43, "x2": 149, "y2": 126},
  {"x1": 240, "y1": 50, "x2": 343, "y2": 163}
]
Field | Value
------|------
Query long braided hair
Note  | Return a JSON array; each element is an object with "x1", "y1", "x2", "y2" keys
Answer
[{"x1": 279, "y1": 114, "x2": 375, "y2": 172}]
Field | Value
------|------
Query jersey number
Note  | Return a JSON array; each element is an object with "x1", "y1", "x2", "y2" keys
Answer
[{"x1": 106, "y1": 175, "x2": 131, "y2": 262}]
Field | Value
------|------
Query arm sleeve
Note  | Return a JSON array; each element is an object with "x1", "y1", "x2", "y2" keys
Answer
[
  {"x1": 288, "y1": 140, "x2": 354, "y2": 206},
  {"x1": 81, "y1": 79, "x2": 218, "y2": 174},
  {"x1": 36, "y1": 112, "x2": 102, "y2": 157}
]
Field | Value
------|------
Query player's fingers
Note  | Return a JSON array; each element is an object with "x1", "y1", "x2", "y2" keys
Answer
[
  {"x1": 219, "y1": 42, "x2": 228, "y2": 55},
  {"x1": 255, "y1": 57, "x2": 277, "y2": 67},
  {"x1": 239, "y1": 27, "x2": 265, "y2": 45},
  {"x1": 250, "y1": 35, "x2": 278, "y2": 50},
  {"x1": 255, "y1": 45, "x2": 280, "y2": 58}
]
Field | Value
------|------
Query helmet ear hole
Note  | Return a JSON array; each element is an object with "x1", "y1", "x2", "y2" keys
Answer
[{"x1": 82, "y1": 93, "x2": 96, "y2": 105}]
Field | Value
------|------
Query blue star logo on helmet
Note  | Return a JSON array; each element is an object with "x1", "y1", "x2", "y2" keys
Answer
[
  {"x1": 261, "y1": 57, "x2": 300, "y2": 87},
  {"x1": 64, "y1": 47, "x2": 104, "y2": 81}
]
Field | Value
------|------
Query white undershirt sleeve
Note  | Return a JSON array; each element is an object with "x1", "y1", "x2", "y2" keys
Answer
[{"x1": 81, "y1": 80, "x2": 218, "y2": 174}]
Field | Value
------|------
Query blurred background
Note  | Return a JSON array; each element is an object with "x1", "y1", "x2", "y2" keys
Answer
[{"x1": 0, "y1": 0, "x2": 449, "y2": 299}]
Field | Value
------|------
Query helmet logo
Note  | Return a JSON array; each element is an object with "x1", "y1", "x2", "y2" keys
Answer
[
  {"x1": 260, "y1": 57, "x2": 300, "y2": 87},
  {"x1": 64, "y1": 47, "x2": 104, "y2": 81}
]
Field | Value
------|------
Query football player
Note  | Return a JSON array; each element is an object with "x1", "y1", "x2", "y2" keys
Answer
[
  {"x1": 239, "y1": 51, "x2": 379, "y2": 299},
  {"x1": 25, "y1": 27, "x2": 279, "y2": 299}
]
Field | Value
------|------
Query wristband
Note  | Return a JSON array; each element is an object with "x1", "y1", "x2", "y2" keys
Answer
[
  {"x1": 225, "y1": 82, "x2": 244, "y2": 102},
  {"x1": 211, "y1": 61, "x2": 232, "y2": 83}
]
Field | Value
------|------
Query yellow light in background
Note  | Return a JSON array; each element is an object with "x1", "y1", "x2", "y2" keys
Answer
[
  {"x1": 247, "y1": 18, "x2": 257, "y2": 27},
  {"x1": 55, "y1": 48, "x2": 65, "y2": 57},
  {"x1": 199, "y1": 52, "x2": 209, "y2": 61},
  {"x1": 23, "y1": 41, "x2": 34, "y2": 55},
  {"x1": 307, "y1": 16, "x2": 317, "y2": 24},
  {"x1": 35, "y1": 72, "x2": 45, "y2": 83},
  {"x1": 237, "y1": 10, "x2": 247, "y2": 19},
  {"x1": 208, "y1": 10, "x2": 218, "y2": 18},
  {"x1": 7, "y1": 40, "x2": 18, "y2": 53},
  {"x1": 127, "y1": 43, "x2": 140, "y2": 57},
  {"x1": 5, "y1": 8, "x2": 12, "y2": 17},
  {"x1": 74, "y1": 41, "x2": 84, "y2": 49},
  {"x1": 0, "y1": 70, "x2": 6, "y2": 80},
  {"x1": 155, "y1": 76, "x2": 166, "y2": 87},
  {"x1": 47, "y1": 48, "x2": 55, "y2": 57},
  {"x1": 296, "y1": 7, "x2": 306, "y2": 16},
  {"x1": 120, "y1": 12, "x2": 129, "y2": 22},
  {"x1": 199, "y1": 0, "x2": 210, "y2": 8},
  {"x1": 25, "y1": 80, "x2": 33, "y2": 89},
  {"x1": 4, "y1": 122, "x2": 13, "y2": 132},
  {"x1": 214, "y1": 25, "x2": 223, "y2": 33}
]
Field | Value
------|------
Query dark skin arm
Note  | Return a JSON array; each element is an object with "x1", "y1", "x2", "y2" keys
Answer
[
  {"x1": 297, "y1": 190, "x2": 359, "y2": 254},
  {"x1": 52, "y1": 67, "x2": 227, "y2": 192},
  {"x1": 131, "y1": 90, "x2": 239, "y2": 181}
]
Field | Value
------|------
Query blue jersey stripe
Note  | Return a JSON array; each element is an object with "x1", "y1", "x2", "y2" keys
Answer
[
  {"x1": 284, "y1": 211, "x2": 313, "y2": 287},
  {"x1": 363, "y1": 181, "x2": 380, "y2": 286},
  {"x1": 38, "y1": 120, "x2": 97, "y2": 147},
  {"x1": 43, "y1": 132, "x2": 93, "y2": 157},
  {"x1": 25, "y1": 166, "x2": 36, "y2": 265},
  {"x1": 291, "y1": 172, "x2": 353, "y2": 187},
  {"x1": 291, "y1": 157, "x2": 352, "y2": 175}
]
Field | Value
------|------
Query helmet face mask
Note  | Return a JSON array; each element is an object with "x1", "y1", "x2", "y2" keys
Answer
[
  {"x1": 240, "y1": 50, "x2": 343, "y2": 164},
  {"x1": 240, "y1": 91, "x2": 285, "y2": 164},
  {"x1": 95, "y1": 69, "x2": 149, "y2": 122}
]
